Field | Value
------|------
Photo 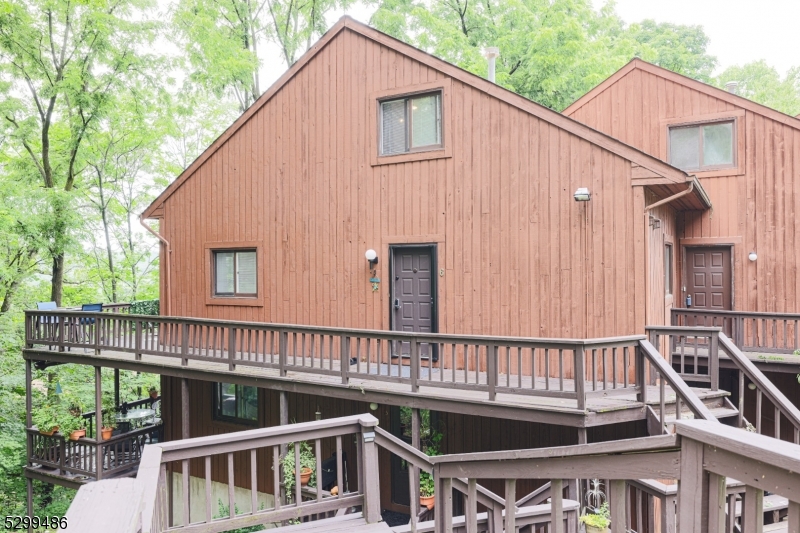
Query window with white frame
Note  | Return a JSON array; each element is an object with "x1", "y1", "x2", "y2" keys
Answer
[
  {"x1": 213, "y1": 249, "x2": 257, "y2": 297},
  {"x1": 380, "y1": 92, "x2": 442, "y2": 156},
  {"x1": 669, "y1": 120, "x2": 735, "y2": 171}
]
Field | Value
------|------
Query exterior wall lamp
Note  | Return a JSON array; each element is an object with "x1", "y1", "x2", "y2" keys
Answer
[
  {"x1": 365, "y1": 249, "x2": 379, "y2": 266},
  {"x1": 749, "y1": 251, "x2": 757, "y2": 262},
  {"x1": 574, "y1": 187, "x2": 591, "y2": 201}
]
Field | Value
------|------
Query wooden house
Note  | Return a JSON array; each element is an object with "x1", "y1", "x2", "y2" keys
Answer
[{"x1": 22, "y1": 18, "x2": 800, "y2": 530}]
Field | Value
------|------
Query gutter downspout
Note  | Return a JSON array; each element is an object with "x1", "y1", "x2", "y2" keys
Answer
[{"x1": 140, "y1": 215, "x2": 171, "y2": 316}]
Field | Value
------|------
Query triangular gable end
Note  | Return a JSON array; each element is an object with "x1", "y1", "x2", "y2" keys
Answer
[
  {"x1": 564, "y1": 58, "x2": 800, "y2": 131},
  {"x1": 143, "y1": 18, "x2": 699, "y2": 218}
]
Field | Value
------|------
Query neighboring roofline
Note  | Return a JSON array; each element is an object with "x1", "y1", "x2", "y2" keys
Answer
[
  {"x1": 564, "y1": 58, "x2": 800, "y2": 131},
  {"x1": 143, "y1": 18, "x2": 691, "y2": 218}
]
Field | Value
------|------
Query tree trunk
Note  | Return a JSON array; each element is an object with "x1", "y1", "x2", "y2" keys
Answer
[
  {"x1": 1, "y1": 277, "x2": 22, "y2": 313},
  {"x1": 98, "y1": 177, "x2": 117, "y2": 303},
  {"x1": 50, "y1": 254, "x2": 64, "y2": 306}
]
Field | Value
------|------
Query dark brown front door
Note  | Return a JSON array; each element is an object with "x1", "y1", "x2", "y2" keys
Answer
[
  {"x1": 391, "y1": 246, "x2": 435, "y2": 358},
  {"x1": 686, "y1": 246, "x2": 732, "y2": 310}
]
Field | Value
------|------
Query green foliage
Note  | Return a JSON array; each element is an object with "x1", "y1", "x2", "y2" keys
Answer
[
  {"x1": 580, "y1": 502, "x2": 610, "y2": 528},
  {"x1": 419, "y1": 471, "x2": 435, "y2": 497},
  {"x1": 131, "y1": 299, "x2": 160, "y2": 316},
  {"x1": 368, "y1": 0, "x2": 716, "y2": 111},
  {"x1": 215, "y1": 500, "x2": 266, "y2": 532},
  {"x1": 282, "y1": 441, "x2": 317, "y2": 495},
  {"x1": 715, "y1": 61, "x2": 800, "y2": 117}
]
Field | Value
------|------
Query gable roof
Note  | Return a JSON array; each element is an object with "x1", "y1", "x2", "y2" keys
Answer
[
  {"x1": 564, "y1": 58, "x2": 800, "y2": 131},
  {"x1": 144, "y1": 18, "x2": 704, "y2": 218}
]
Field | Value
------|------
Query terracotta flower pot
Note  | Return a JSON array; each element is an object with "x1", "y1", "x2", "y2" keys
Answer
[
  {"x1": 69, "y1": 429, "x2": 86, "y2": 441},
  {"x1": 299, "y1": 467, "x2": 313, "y2": 486},
  {"x1": 420, "y1": 494, "x2": 435, "y2": 510},
  {"x1": 101, "y1": 427, "x2": 114, "y2": 440},
  {"x1": 39, "y1": 426, "x2": 59, "y2": 436}
]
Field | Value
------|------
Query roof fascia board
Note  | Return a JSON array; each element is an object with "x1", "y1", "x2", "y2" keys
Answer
[{"x1": 563, "y1": 59, "x2": 638, "y2": 116}]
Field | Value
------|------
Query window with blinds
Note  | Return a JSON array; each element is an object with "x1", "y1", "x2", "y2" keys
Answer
[
  {"x1": 380, "y1": 91, "x2": 442, "y2": 156},
  {"x1": 213, "y1": 249, "x2": 257, "y2": 297}
]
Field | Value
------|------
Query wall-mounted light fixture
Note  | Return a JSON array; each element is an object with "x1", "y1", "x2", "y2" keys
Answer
[
  {"x1": 369, "y1": 402, "x2": 379, "y2": 411},
  {"x1": 748, "y1": 251, "x2": 757, "y2": 262},
  {"x1": 747, "y1": 382, "x2": 756, "y2": 391},
  {"x1": 365, "y1": 249, "x2": 378, "y2": 266},
  {"x1": 574, "y1": 187, "x2": 591, "y2": 202}
]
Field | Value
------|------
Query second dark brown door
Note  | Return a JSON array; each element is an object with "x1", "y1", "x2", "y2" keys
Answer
[
  {"x1": 686, "y1": 246, "x2": 732, "y2": 310},
  {"x1": 391, "y1": 246, "x2": 435, "y2": 358}
]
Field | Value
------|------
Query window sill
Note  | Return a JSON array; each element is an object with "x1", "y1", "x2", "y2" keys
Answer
[
  {"x1": 371, "y1": 148, "x2": 451, "y2": 167},
  {"x1": 205, "y1": 296, "x2": 264, "y2": 307}
]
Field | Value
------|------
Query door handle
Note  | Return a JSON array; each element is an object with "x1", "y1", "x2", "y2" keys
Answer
[{"x1": 394, "y1": 299, "x2": 401, "y2": 310}]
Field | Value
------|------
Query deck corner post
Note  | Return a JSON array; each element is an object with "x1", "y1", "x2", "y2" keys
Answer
[
  {"x1": 279, "y1": 329, "x2": 287, "y2": 377},
  {"x1": 26, "y1": 476, "x2": 33, "y2": 523},
  {"x1": 95, "y1": 365, "x2": 104, "y2": 480},
  {"x1": 487, "y1": 345, "x2": 497, "y2": 401},
  {"x1": 551, "y1": 478, "x2": 565, "y2": 533},
  {"x1": 360, "y1": 418, "x2": 381, "y2": 524},
  {"x1": 410, "y1": 337, "x2": 419, "y2": 393},
  {"x1": 94, "y1": 316, "x2": 101, "y2": 354},
  {"x1": 135, "y1": 319, "x2": 143, "y2": 360},
  {"x1": 504, "y1": 479, "x2": 516, "y2": 533},
  {"x1": 709, "y1": 331, "x2": 720, "y2": 391},
  {"x1": 341, "y1": 335, "x2": 350, "y2": 385},
  {"x1": 441, "y1": 474, "x2": 453, "y2": 533},
  {"x1": 636, "y1": 342, "x2": 648, "y2": 405},
  {"x1": 58, "y1": 313, "x2": 65, "y2": 352},
  {"x1": 181, "y1": 323, "x2": 189, "y2": 366},
  {"x1": 574, "y1": 345, "x2": 586, "y2": 410},
  {"x1": 228, "y1": 326, "x2": 236, "y2": 371},
  {"x1": 677, "y1": 438, "x2": 706, "y2": 533},
  {"x1": 707, "y1": 472, "x2": 726, "y2": 533}
]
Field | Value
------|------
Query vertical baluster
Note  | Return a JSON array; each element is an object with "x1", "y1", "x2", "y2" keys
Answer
[
  {"x1": 183, "y1": 458, "x2": 190, "y2": 526},
  {"x1": 273, "y1": 446, "x2": 281, "y2": 510},
  {"x1": 680, "y1": 335, "x2": 686, "y2": 376},
  {"x1": 294, "y1": 443, "x2": 301, "y2": 505},
  {"x1": 336, "y1": 435, "x2": 344, "y2": 497},
  {"x1": 532, "y1": 347, "x2": 537, "y2": 390},
  {"x1": 315, "y1": 439, "x2": 322, "y2": 503},
  {"x1": 602, "y1": 348, "x2": 607, "y2": 390},
  {"x1": 676, "y1": 396, "x2": 682, "y2": 420},
  {"x1": 356, "y1": 337, "x2": 362, "y2": 375},
  {"x1": 205, "y1": 456, "x2": 212, "y2": 523},
  {"x1": 227, "y1": 452, "x2": 235, "y2": 519},
  {"x1": 660, "y1": 372, "x2": 666, "y2": 434},
  {"x1": 506, "y1": 346, "x2": 511, "y2": 387},
  {"x1": 612, "y1": 347, "x2": 618, "y2": 389},
  {"x1": 743, "y1": 486, "x2": 764, "y2": 533},
  {"x1": 545, "y1": 348, "x2": 551, "y2": 390},
  {"x1": 463, "y1": 344, "x2": 468, "y2": 385},
  {"x1": 591, "y1": 349, "x2": 597, "y2": 391},
  {"x1": 756, "y1": 389, "x2": 763, "y2": 433},
  {"x1": 517, "y1": 347, "x2": 522, "y2": 389},
  {"x1": 558, "y1": 349, "x2": 564, "y2": 391},
  {"x1": 775, "y1": 407, "x2": 781, "y2": 440},
  {"x1": 251, "y1": 449, "x2": 258, "y2": 514}
]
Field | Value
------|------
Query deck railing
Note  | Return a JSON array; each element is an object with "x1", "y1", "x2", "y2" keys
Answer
[
  {"x1": 672, "y1": 308, "x2": 800, "y2": 354},
  {"x1": 28, "y1": 424, "x2": 159, "y2": 480},
  {"x1": 647, "y1": 325, "x2": 800, "y2": 442},
  {"x1": 25, "y1": 310, "x2": 651, "y2": 410},
  {"x1": 432, "y1": 420, "x2": 800, "y2": 533}
]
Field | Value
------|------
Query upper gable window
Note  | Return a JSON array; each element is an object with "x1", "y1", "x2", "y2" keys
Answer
[
  {"x1": 214, "y1": 249, "x2": 257, "y2": 297},
  {"x1": 380, "y1": 92, "x2": 442, "y2": 156},
  {"x1": 669, "y1": 121, "x2": 735, "y2": 171}
]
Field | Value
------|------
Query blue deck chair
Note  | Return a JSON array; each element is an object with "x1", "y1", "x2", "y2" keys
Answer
[
  {"x1": 79, "y1": 303, "x2": 104, "y2": 349},
  {"x1": 36, "y1": 302, "x2": 60, "y2": 349}
]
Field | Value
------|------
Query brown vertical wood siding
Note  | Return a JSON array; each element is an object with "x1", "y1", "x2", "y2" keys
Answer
[
  {"x1": 158, "y1": 27, "x2": 651, "y2": 340},
  {"x1": 567, "y1": 65, "x2": 800, "y2": 314}
]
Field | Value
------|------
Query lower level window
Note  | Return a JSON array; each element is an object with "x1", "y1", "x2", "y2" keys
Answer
[{"x1": 213, "y1": 382, "x2": 258, "y2": 424}]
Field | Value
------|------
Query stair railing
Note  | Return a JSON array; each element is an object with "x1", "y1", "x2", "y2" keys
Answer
[{"x1": 718, "y1": 333, "x2": 800, "y2": 443}]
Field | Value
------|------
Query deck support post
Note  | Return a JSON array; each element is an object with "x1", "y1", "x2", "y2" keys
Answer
[
  {"x1": 95, "y1": 366, "x2": 103, "y2": 480},
  {"x1": 707, "y1": 473, "x2": 726, "y2": 533},
  {"x1": 279, "y1": 391, "x2": 288, "y2": 506},
  {"x1": 787, "y1": 501, "x2": 800, "y2": 533},
  {"x1": 678, "y1": 439, "x2": 706, "y2": 533},
  {"x1": 608, "y1": 479, "x2": 625, "y2": 533},
  {"x1": 551, "y1": 479, "x2": 564, "y2": 533},
  {"x1": 181, "y1": 378, "x2": 190, "y2": 439},
  {"x1": 26, "y1": 477, "x2": 33, "y2": 532},
  {"x1": 114, "y1": 368, "x2": 120, "y2": 408},
  {"x1": 409, "y1": 408, "x2": 421, "y2": 532},
  {"x1": 742, "y1": 486, "x2": 764, "y2": 533},
  {"x1": 360, "y1": 417, "x2": 380, "y2": 524}
]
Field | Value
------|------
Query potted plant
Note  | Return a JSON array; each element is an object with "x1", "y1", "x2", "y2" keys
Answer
[
  {"x1": 101, "y1": 409, "x2": 116, "y2": 440},
  {"x1": 282, "y1": 441, "x2": 316, "y2": 496},
  {"x1": 419, "y1": 471, "x2": 435, "y2": 510},
  {"x1": 59, "y1": 412, "x2": 86, "y2": 441},
  {"x1": 580, "y1": 502, "x2": 610, "y2": 533},
  {"x1": 32, "y1": 405, "x2": 60, "y2": 436}
]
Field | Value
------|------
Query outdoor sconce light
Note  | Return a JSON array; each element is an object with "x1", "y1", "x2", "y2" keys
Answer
[
  {"x1": 369, "y1": 402, "x2": 379, "y2": 411},
  {"x1": 365, "y1": 249, "x2": 378, "y2": 266},
  {"x1": 574, "y1": 187, "x2": 591, "y2": 201},
  {"x1": 749, "y1": 251, "x2": 758, "y2": 262},
  {"x1": 747, "y1": 382, "x2": 757, "y2": 391}
]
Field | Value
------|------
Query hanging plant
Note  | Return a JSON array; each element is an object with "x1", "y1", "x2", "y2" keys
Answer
[{"x1": 282, "y1": 441, "x2": 316, "y2": 495}]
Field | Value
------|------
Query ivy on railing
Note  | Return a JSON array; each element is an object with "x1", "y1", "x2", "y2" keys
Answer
[{"x1": 130, "y1": 299, "x2": 159, "y2": 316}]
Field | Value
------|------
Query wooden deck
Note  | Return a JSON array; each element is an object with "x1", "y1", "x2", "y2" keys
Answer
[
  {"x1": 277, "y1": 515, "x2": 391, "y2": 533},
  {"x1": 24, "y1": 345, "x2": 728, "y2": 428}
]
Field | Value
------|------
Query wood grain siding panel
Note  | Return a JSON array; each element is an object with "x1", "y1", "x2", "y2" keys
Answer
[
  {"x1": 157, "y1": 26, "x2": 651, "y2": 353},
  {"x1": 566, "y1": 65, "x2": 800, "y2": 316}
]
